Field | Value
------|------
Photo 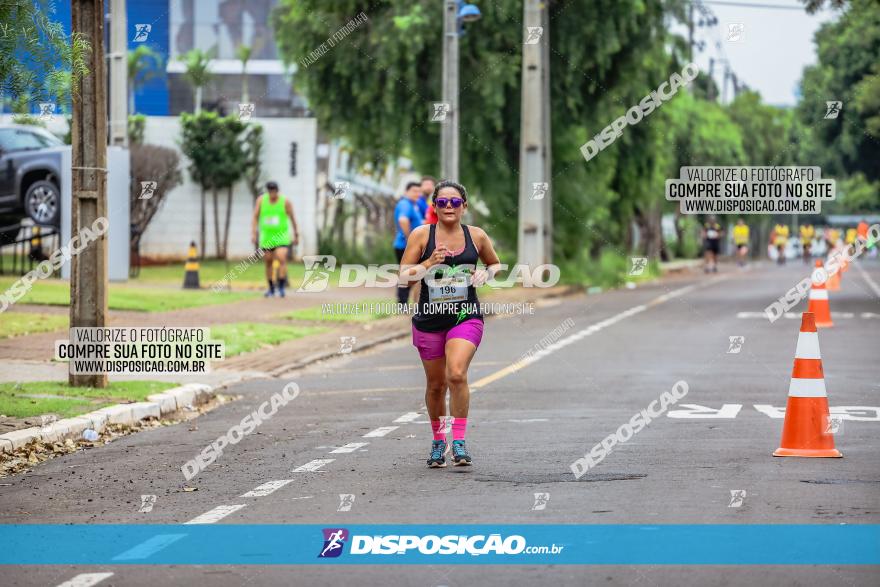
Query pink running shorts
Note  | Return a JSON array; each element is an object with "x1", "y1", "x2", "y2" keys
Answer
[{"x1": 412, "y1": 319, "x2": 484, "y2": 361}]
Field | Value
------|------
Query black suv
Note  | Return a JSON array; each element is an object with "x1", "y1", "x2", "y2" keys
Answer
[{"x1": 0, "y1": 124, "x2": 65, "y2": 227}]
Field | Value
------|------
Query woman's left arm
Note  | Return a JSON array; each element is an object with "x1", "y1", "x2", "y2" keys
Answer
[{"x1": 472, "y1": 227, "x2": 502, "y2": 287}]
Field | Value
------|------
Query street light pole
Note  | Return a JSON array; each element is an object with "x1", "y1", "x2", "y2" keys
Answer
[
  {"x1": 517, "y1": 0, "x2": 551, "y2": 268},
  {"x1": 108, "y1": 0, "x2": 127, "y2": 147},
  {"x1": 441, "y1": 0, "x2": 459, "y2": 181}
]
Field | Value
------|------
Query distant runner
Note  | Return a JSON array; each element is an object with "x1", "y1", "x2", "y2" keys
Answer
[
  {"x1": 398, "y1": 180, "x2": 501, "y2": 468},
  {"x1": 421, "y1": 176, "x2": 438, "y2": 224},
  {"x1": 773, "y1": 222, "x2": 789, "y2": 265},
  {"x1": 701, "y1": 216, "x2": 723, "y2": 273},
  {"x1": 393, "y1": 182, "x2": 425, "y2": 304},
  {"x1": 800, "y1": 223, "x2": 815, "y2": 264},
  {"x1": 251, "y1": 181, "x2": 300, "y2": 297},
  {"x1": 732, "y1": 218, "x2": 750, "y2": 267},
  {"x1": 825, "y1": 227, "x2": 840, "y2": 252}
]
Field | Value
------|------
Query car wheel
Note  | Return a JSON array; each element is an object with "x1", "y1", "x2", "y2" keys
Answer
[{"x1": 24, "y1": 180, "x2": 60, "y2": 226}]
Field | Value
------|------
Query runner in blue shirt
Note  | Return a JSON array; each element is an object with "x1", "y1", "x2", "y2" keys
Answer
[{"x1": 394, "y1": 182, "x2": 424, "y2": 303}]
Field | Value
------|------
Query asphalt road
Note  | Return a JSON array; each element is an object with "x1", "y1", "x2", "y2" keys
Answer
[{"x1": 2, "y1": 259, "x2": 879, "y2": 586}]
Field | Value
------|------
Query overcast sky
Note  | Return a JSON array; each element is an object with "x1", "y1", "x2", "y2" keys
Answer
[{"x1": 685, "y1": 0, "x2": 840, "y2": 107}]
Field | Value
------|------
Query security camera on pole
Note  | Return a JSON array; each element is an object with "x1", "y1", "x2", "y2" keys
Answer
[{"x1": 440, "y1": 1, "x2": 481, "y2": 182}]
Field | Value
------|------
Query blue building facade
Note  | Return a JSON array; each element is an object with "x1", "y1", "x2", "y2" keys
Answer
[{"x1": 41, "y1": 0, "x2": 171, "y2": 115}]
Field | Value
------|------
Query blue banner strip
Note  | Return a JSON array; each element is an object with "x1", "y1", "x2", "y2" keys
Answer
[{"x1": 0, "y1": 525, "x2": 878, "y2": 565}]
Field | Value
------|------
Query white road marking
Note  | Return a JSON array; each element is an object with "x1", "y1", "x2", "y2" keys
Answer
[
  {"x1": 393, "y1": 412, "x2": 422, "y2": 423},
  {"x1": 241, "y1": 480, "x2": 293, "y2": 497},
  {"x1": 667, "y1": 404, "x2": 743, "y2": 419},
  {"x1": 112, "y1": 534, "x2": 186, "y2": 560},
  {"x1": 737, "y1": 311, "x2": 862, "y2": 319},
  {"x1": 292, "y1": 458, "x2": 335, "y2": 472},
  {"x1": 753, "y1": 405, "x2": 880, "y2": 420},
  {"x1": 55, "y1": 574, "x2": 114, "y2": 587},
  {"x1": 330, "y1": 442, "x2": 369, "y2": 453},
  {"x1": 184, "y1": 504, "x2": 247, "y2": 524},
  {"x1": 855, "y1": 262, "x2": 880, "y2": 298},
  {"x1": 363, "y1": 426, "x2": 399, "y2": 438},
  {"x1": 470, "y1": 280, "x2": 718, "y2": 390}
]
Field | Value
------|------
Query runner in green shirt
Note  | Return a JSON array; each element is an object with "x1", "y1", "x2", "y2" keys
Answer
[{"x1": 250, "y1": 181, "x2": 300, "y2": 297}]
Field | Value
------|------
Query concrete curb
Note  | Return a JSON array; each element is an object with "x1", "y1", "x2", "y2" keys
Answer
[{"x1": 0, "y1": 383, "x2": 215, "y2": 455}]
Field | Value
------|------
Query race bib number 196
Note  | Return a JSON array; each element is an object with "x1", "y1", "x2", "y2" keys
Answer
[{"x1": 428, "y1": 275, "x2": 468, "y2": 303}]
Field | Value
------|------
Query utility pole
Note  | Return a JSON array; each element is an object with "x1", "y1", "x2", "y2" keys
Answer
[
  {"x1": 108, "y1": 0, "x2": 127, "y2": 147},
  {"x1": 722, "y1": 64, "x2": 730, "y2": 104},
  {"x1": 539, "y1": 2, "x2": 552, "y2": 264},
  {"x1": 687, "y1": 2, "x2": 694, "y2": 62},
  {"x1": 70, "y1": 0, "x2": 109, "y2": 388},
  {"x1": 708, "y1": 57, "x2": 715, "y2": 102},
  {"x1": 440, "y1": 0, "x2": 459, "y2": 181},
  {"x1": 517, "y1": 0, "x2": 551, "y2": 268}
]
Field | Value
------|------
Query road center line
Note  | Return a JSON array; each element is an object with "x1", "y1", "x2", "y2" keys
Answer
[
  {"x1": 292, "y1": 458, "x2": 335, "y2": 472},
  {"x1": 184, "y1": 504, "x2": 247, "y2": 524},
  {"x1": 112, "y1": 534, "x2": 187, "y2": 560},
  {"x1": 55, "y1": 574, "x2": 114, "y2": 587},
  {"x1": 363, "y1": 426, "x2": 399, "y2": 437},
  {"x1": 241, "y1": 480, "x2": 294, "y2": 497},
  {"x1": 330, "y1": 442, "x2": 369, "y2": 453},
  {"x1": 471, "y1": 279, "x2": 719, "y2": 391}
]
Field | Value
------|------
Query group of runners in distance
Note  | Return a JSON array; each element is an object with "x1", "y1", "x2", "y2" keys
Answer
[{"x1": 702, "y1": 215, "x2": 873, "y2": 272}]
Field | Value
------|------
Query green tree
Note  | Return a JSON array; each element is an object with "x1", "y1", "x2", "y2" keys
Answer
[
  {"x1": 274, "y1": 0, "x2": 686, "y2": 263},
  {"x1": 181, "y1": 49, "x2": 214, "y2": 114},
  {"x1": 727, "y1": 90, "x2": 794, "y2": 166},
  {"x1": 797, "y1": 0, "x2": 880, "y2": 183},
  {"x1": 128, "y1": 45, "x2": 164, "y2": 113},
  {"x1": 0, "y1": 0, "x2": 89, "y2": 107},
  {"x1": 179, "y1": 112, "x2": 248, "y2": 258},
  {"x1": 236, "y1": 44, "x2": 252, "y2": 104},
  {"x1": 652, "y1": 90, "x2": 746, "y2": 256},
  {"x1": 241, "y1": 123, "x2": 264, "y2": 202}
]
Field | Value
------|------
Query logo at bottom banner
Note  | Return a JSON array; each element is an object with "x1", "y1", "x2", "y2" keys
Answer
[
  {"x1": 318, "y1": 528, "x2": 349, "y2": 558},
  {"x1": 320, "y1": 529, "x2": 532, "y2": 557}
]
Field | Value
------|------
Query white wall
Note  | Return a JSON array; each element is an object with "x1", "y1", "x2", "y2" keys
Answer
[{"x1": 140, "y1": 116, "x2": 317, "y2": 259}]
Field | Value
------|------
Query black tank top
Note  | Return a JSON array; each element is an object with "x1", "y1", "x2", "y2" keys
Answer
[{"x1": 412, "y1": 224, "x2": 483, "y2": 332}]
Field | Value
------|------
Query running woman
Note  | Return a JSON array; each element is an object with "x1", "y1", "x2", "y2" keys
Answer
[
  {"x1": 773, "y1": 222, "x2": 790, "y2": 265},
  {"x1": 732, "y1": 218, "x2": 750, "y2": 267},
  {"x1": 800, "y1": 223, "x2": 815, "y2": 263},
  {"x1": 251, "y1": 181, "x2": 300, "y2": 297},
  {"x1": 398, "y1": 180, "x2": 501, "y2": 468},
  {"x1": 701, "y1": 216, "x2": 723, "y2": 273}
]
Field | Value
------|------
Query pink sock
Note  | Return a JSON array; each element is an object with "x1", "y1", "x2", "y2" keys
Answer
[
  {"x1": 430, "y1": 420, "x2": 445, "y2": 441},
  {"x1": 451, "y1": 418, "x2": 467, "y2": 441}
]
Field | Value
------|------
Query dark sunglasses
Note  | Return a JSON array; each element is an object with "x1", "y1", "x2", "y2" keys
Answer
[{"x1": 434, "y1": 197, "x2": 465, "y2": 209}]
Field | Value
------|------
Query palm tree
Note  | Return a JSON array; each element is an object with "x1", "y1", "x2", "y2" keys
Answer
[
  {"x1": 127, "y1": 45, "x2": 163, "y2": 113},
  {"x1": 236, "y1": 45, "x2": 252, "y2": 104},
  {"x1": 181, "y1": 49, "x2": 214, "y2": 114}
]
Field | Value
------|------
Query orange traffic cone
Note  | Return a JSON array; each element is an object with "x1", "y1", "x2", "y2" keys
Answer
[
  {"x1": 807, "y1": 260, "x2": 833, "y2": 328},
  {"x1": 826, "y1": 261, "x2": 841, "y2": 291},
  {"x1": 773, "y1": 312, "x2": 842, "y2": 458}
]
